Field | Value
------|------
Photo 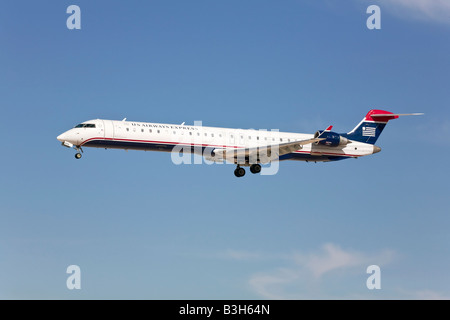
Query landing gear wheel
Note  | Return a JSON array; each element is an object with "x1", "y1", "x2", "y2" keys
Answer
[
  {"x1": 75, "y1": 153, "x2": 82, "y2": 159},
  {"x1": 250, "y1": 164, "x2": 261, "y2": 174},
  {"x1": 234, "y1": 166, "x2": 246, "y2": 178}
]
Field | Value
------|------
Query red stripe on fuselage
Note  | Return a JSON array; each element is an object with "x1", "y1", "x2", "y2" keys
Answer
[{"x1": 81, "y1": 137, "x2": 241, "y2": 149}]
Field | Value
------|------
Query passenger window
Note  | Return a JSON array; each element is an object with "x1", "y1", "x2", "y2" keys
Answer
[
  {"x1": 257, "y1": 136, "x2": 259, "y2": 140},
  {"x1": 126, "y1": 128, "x2": 129, "y2": 131},
  {"x1": 189, "y1": 132, "x2": 192, "y2": 135},
  {"x1": 149, "y1": 129, "x2": 152, "y2": 133},
  {"x1": 157, "y1": 130, "x2": 160, "y2": 133},
  {"x1": 211, "y1": 133, "x2": 214, "y2": 137},
  {"x1": 141, "y1": 129, "x2": 144, "y2": 132},
  {"x1": 248, "y1": 136, "x2": 251, "y2": 140}
]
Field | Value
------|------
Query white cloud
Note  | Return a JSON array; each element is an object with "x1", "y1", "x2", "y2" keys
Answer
[
  {"x1": 400, "y1": 289, "x2": 450, "y2": 300},
  {"x1": 411, "y1": 290, "x2": 450, "y2": 300},
  {"x1": 220, "y1": 244, "x2": 450, "y2": 299},
  {"x1": 222, "y1": 243, "x2": 395, "y2": 299},
  {"x1": 248, "y1": 269, "x2": 300, "y2": 300},
  {"x1": 299, "y1": 243, "x2": 372, "y2": 278},
  {"x1": 375, "y1": 0, "x2": 450, "y2": 24}
]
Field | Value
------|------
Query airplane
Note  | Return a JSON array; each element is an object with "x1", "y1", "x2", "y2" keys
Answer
[{"x1": 56, "y1": 109, "x2": 422, "y2": 177}]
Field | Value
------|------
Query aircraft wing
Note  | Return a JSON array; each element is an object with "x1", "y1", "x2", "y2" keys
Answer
[{"x1": 210, "y1": 137, "x2": 324, "y2": 164}]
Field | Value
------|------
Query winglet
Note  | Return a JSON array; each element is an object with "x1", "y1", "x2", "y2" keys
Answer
[
  {"x1": 324, "y1": 125, "x2": 333, "y2": 131},
  {"x1": 122, "y1": 118, "x2": 127, "y2": 122}
]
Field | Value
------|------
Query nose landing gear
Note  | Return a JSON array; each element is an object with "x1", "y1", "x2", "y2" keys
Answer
[{"x1": 74, "y1": 146, "x2": 83, "y2": 159}]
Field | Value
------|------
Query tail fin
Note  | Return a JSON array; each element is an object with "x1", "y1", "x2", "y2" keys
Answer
[{"x1": 342, "y1": 109, "x2": 423, "y2": 144}]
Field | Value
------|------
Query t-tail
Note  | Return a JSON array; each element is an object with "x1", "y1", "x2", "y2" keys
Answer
[{"x1": 342, "y1": 109, "x2": 423, "y2": 144}]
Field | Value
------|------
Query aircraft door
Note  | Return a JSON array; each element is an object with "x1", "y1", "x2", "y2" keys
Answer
[
  {"x1": 113, "y1": 121, "x2": 128, "y2": 139},
  {"x1": 228, "y1": 131, "x2": 236, "y2": 147},
  {"x1": 96, "y1": 121, "x2": 103, "y2": 137},
  {"x1": 102, "y1": 120, "x2": 114, "y2": 139},
  {"x1": 238, "y1": 132, "x2": 246, "y2": 147}
]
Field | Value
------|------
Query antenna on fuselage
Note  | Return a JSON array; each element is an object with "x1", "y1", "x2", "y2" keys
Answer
[{"x1": 122, "y1": 118, "x2": 127, "y2": 121}]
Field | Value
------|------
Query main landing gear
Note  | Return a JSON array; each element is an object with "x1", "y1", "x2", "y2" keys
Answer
[
  {"x1": 250, "y1": 164, "x2": 261, "y2": 174},
  {"x1": 234, "y1": 164, "x2": 262, "y2": 177},
  {"x1": 234, "y1": 166, "x2": 246, "y2": 178}
]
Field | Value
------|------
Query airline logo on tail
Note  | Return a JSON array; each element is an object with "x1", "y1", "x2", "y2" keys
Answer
[{"x1": 362, "y1": 127, "x2": 376, "y2": 137}]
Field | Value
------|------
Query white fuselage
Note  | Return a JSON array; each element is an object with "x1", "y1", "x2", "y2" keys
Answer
[{"x1": 57, "y1": 119, "x2": 378, "y2": 163}]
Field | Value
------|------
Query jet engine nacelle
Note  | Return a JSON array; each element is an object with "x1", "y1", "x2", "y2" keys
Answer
[{"x1": 314, "y1": 131, "x2": 350, "y2": 147}]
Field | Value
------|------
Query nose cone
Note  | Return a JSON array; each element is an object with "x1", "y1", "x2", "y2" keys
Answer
[
  {"x1": 57, "y1": 133, "x2": 66, "y2": 142},
  {"x1": 373, "y1": 145, "x2": 381, "y2": 154}
]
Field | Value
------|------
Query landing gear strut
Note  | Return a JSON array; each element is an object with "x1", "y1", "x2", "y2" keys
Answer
[
  {"x1": 250, "y1": 164, "x2": 261, "y2": 174},
  {"x1": 74, "y1": 146, "x2": 83, "y2": 160},
  {"x1": 234, "y1": 166, "x2": 246, "y2": 178}
]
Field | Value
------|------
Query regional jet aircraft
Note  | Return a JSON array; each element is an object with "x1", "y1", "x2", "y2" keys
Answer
[{"x1": 57, "y1": 109, "x2": 422, "y2": 177}]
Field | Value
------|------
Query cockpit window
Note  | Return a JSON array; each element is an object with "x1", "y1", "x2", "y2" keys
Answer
[{"x1": 74, "y1": 123, "x2": 96, "y2": 128}]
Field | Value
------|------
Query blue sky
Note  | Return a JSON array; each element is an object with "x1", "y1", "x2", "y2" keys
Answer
[{"x1": 0, "y1": 0, "x2": 449, "y2": 299}]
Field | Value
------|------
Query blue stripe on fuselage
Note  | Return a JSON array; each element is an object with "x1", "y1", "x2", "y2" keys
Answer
[{"x1": 84, "y1": 139, "x2": 181, "y2": 152}]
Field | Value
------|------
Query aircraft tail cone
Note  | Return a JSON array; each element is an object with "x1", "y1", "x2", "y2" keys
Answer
[{"x1": 373, "y1": 146, "x2": 381, "y2": 154}]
